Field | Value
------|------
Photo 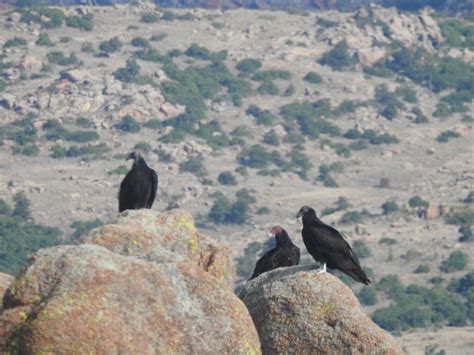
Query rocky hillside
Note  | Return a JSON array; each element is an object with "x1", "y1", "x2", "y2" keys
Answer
[{"x1": 0, "y1": 3, "x2": 473, "y2": 353}]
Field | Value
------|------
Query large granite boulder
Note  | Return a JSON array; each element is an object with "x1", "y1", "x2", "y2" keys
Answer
[
  {"x1": 240, "y1": 266, "x2": 403, "y2": 355},
  {"x1": 0, "y1": 209, "x2": 260, "y2": 354}
]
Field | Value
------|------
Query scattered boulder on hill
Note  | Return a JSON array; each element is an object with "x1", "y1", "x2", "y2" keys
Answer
[
  {"x1": 240, "y1": 266, "x2": 403, "y2": 355},
  {"x1": 0, "y1": 209, "x2": 260, "y2": 354}
]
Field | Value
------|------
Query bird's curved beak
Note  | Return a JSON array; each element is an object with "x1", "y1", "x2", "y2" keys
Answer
[
  {"x1": 268, "y1": 232, "x2": 275, "y2": 238},
  {"x1": 126, "y1": 153, "x2": 133, "y2": 161},
  {"x1": 296, "y1": 209, "x2": 304, "y2": 222}
]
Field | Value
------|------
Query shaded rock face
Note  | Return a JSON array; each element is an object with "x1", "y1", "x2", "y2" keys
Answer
[
  {"x1": 0, "y1": 209, "x2": 259, "y2": 354},
  {"x1": 240, "y1": 266, "x2": 403, "y2": 355},
  {"x1": 0, "y1": 273, "x2": 14, "y2": 311}
]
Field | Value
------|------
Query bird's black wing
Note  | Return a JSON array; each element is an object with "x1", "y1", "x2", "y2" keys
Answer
[
  {"x1": 290, "y1": 245, "x2": 300, "y2": 266},
  {"x1": 308, "y1": 223, "x2": 370, "y2": 284},
  {"x1": 147, "y1": 168, "x2": 158, "y2": 208}
]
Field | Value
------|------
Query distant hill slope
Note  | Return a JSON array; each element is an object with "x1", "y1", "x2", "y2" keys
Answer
[{"x1": 0, "y1": 0, "x2": 472, "y2": 15}]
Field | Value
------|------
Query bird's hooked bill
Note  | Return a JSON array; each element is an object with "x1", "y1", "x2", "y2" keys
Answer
[{"x1": 268, "y1": 232, "x2": 275, "y2": 238}]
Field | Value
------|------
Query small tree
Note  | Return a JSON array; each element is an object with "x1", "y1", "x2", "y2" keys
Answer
[
  {"x1": 318, "y1": 40, "x2": 355, "y2": 71},
  {"x1": 359, "y1": 287, "x2": 378, "y2": 306},
  {"x1": 440, "y1": 251, "x2": 469, "y2": 273},
  {"x1": 303, "y1": 72, "x2": 322, "y2": 84},
  {"x1": 381, "y1": 201, "x2": 399, "y2": 215},
  {"x1": 408, "y1": 195, "x2": 429, "y2": 209},
  {"x1": 217, "y1": 171, "x2": 237, "y2": 186},
  {"x1": 13, "y1": 192, "x2": 31, "y2": 219},
  {"x1": 115, "y1": 115, "x2": 140, "y2": 133}
]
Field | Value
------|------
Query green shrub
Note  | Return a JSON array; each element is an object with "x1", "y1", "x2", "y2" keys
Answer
[
  {"x1": 377, "y1": 275, "x2": 405, "y2": 300},
  {"x1": 252, "y1": 70, "x2": 291, "y2": 82},
  {"x1": 0, "y1": 198, "x2": 61, "y2": 275},
  {"x1": 353, "y1": 240, "x2": 371, "y2": 259},
  {"x1": 303, "y1": 72, "x2": 322, "y2": 84},
  {"x1": 409, "y1": 195, "x2": 429, "y2": 208},
  {"x1": 150, "y1": 32, "x2": 168, "y2": 41},
  {"x1": 114, "y1": 115, "x2": 140, "y2": 133},
  {"x1": 318, "y1": 163, "x2": 343, "y2": 188},
  {"x1": 36, "y1": 33, "x2": 53, "y2": 46},
  {"x1": 415, "y1": 264, "x2": 430, "y2": 273},
  {"x1": 144, "y1": 119, "x2": 161, "y2": 129},
  {"x1": 256, "y1": 207, "x2": 271, "y2": 215},
  {"x1": 180, "y1": 157, "x2": 207, "y2": 177},
  {"x1": 440, "y1": 251, "x2": 469, "y2": 273},
  {"x1": 318, "y1": 40, "x2": 355, "y2": 70},
  {"x1": 3, "y1": 37, "x2": 27, "y2": 48},
  {"x1": 359, "y1": 287, "x2": 378, "y2": 306},
  {"x1": 381, "y1": 201, "x2": 399, "y2": 215},
  {"x1": 458, "y1": 225, "x2": 472, "y2": 242},
  {"x1": 340, "y1": 211, "x2": 363, "y2": 224},
  {"x1": 257, "y1": 80, "x2": 279, "y2": 95},
  {"x1": 99, "y1": 37, "x2": 123, "y2": 54},
  {"x1": 395, "y1": 85, "x2": 418, "y2": 103},
  {"x1": 246, "y1": 105, "x2": 275, "y2": 125},
  {"x1": 70, "y1": 219, "x2": 103, "y2": 240},
  {"x1": 436, "y1": 130, "x2": 461, "y2": 143},
  {"x1": 65, "y1": 14, "x2": 93, "y2": 31},
  {"x1": 141, "y1": 13, "x2": 158, "y2": 23},
  {"x1": 445, "y1": 206, "x2": 474, "y2": 226},
  {"x1": 134, "y1": 142, "x2": 151, "y2": 153},
  {"x1": 131, "y1": 37, "x2": 150, "y2": 48},
  {"x1": 236, "y1": 58, "x2": 262, "y2": 75},
  {"x1": 47, "y1": 51, "x2": 78, "y2": 66},
  {"x1": 263, "y1": 130, "x2": 280, "y2": 146},
  {"x1": 108, "y1": 165, "x2": 128, "y2": 175},
  {"x1": 412, "y1": 107, "x2": 429, "y2": 124},
  {"x1": 81, "y1": 42, "x2": 94, "y2": 53},
  {"x1": 208, "y1": 190, "x2": 254, "y2": 225},
  {"x1": 114, "y1": 59, "x2": 141, "y2": 83},
  {"x1": 12, "y1": 144, "x2": 39, "y2": 157},
  {"x1": 13, "y1": 192, "x2": 31, "y2": 219},
  {"x1": 379, "y1": 238, "x2": 397, "y2": 247},
  {"x1": 238, "y1": 145, "x2": 272, "y2": 168},
  {"x1": 217, "y1": 171, "x2": 237, "y2": 186}
]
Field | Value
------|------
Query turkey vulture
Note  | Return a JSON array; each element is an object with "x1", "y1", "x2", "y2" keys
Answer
[
  {"x1": 297, "y1": 205, "x2": 371, "y2": 285},
  {"x1": 249, "y1": 226, "x2": 300, "y2": 280},
  {"x1": 119, "y1": 151, "x2": 158, "y2": 213}
]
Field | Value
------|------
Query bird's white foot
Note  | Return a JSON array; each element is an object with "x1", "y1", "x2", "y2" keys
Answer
[{"x1": 314, "y1": 263, "x2": 327, "y2": 275}]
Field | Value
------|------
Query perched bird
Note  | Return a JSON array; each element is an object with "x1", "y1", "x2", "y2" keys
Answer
[
  {"x1": 297, "y1": 205, "x2": 371, "y2": 285},
  {"x1": 250, "y1": 226, "x2": 300, "y2": 280},
  {"x1": 119, "y1": 151, "x2": 158, "y2": 213}
]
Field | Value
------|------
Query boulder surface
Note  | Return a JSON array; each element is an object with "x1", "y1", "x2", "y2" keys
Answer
[
  {"x1": 240, "y1": 266, "x2": 403, "y2": 355},
  {"x1": 0, "y1": 209, "x2": 260, "y2": 354}
]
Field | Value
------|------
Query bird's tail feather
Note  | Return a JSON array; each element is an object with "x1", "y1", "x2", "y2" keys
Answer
[{"x1": 346, "y1": 267, "x2": 371, "y2": 285}]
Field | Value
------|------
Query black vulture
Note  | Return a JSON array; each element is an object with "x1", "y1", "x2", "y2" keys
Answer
[
  {"x1": 249, "y1": 226, "x2": 300, "y2": 280},
  {"x1": 297, "y1": 205, "x2": 371, "y2": 285},
  {"x1": 118, "y1": 151, "x2": 158, "y2": 213}
]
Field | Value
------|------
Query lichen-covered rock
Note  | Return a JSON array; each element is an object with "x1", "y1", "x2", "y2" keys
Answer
[
  {"x1": 0, "y1": 209, "x2": 258, "y2": 354},
  {"x1": 240, "y1": 266, "x2": 403, "y2": 355},
  {"x1": 80, "y1": 209, "x2": 235, "y2": 288}
]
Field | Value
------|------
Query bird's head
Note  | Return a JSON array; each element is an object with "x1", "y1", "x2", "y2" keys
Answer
[
  {"x1": 126, "y1": 151, "x2": 142, "y2": 162},
  {"x1": 269, "y1": 225, "x2": 291, "y2": 245},
  {"x1": 296, "y1": 205, "x2": 316, "y2": 221}
]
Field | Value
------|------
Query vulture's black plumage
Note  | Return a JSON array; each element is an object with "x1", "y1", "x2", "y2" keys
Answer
[
  {"x1": 250, "y1": 226, "x2": 300, "y2": 280},
  {"x1": 297, "y1": 206, "x2": 371, "y2": 285},
  {"x1": 119, "y1": 151, "x2": 158, "y2": 213}
]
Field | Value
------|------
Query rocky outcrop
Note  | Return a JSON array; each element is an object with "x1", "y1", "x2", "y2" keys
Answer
[
  {"x1": 0, "y1": 209, "x2": 260, "y2": 354},
  {"x1": 240, "y1": 266, "x2": 403, "y2": 355}
]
